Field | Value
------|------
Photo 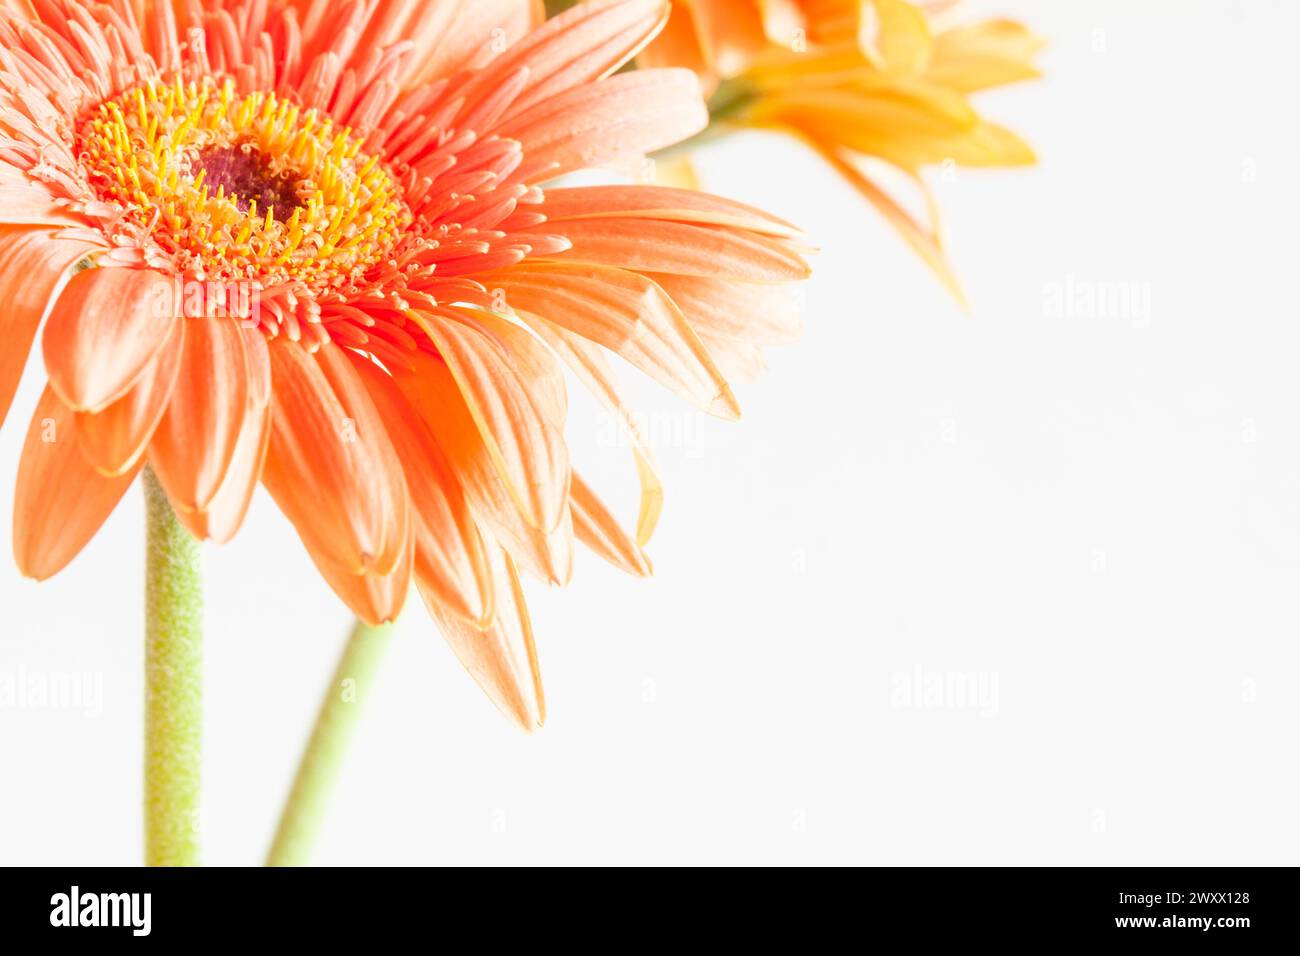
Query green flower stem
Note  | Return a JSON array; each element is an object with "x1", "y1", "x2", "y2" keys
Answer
[
  {"x1": 143, "y1": 467, "x2": 203, "y2": 867},
  {"x1": 266, "y1": 618, "x2": 395, "y2": 867}
]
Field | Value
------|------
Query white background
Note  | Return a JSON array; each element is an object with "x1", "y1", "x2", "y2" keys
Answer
[{"x1": 3, "y1": 0, "x2": 1299, "y2": 865}]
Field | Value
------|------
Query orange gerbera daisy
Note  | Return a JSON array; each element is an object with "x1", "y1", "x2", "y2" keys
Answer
[
  {"x1": 0, "y1": 0, "x2": 808, "y2": 727},
  {"x1": 637, "y1": 0, "x2": 1042, "y2": 299}
]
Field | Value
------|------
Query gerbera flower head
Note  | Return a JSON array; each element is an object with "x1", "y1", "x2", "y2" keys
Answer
[
  {"x1": 639, "y1": 0, "x2": 1043, "y2": 299},
  {"x1": 0, "y1": 0, "x2": 809, "y2": 727}
]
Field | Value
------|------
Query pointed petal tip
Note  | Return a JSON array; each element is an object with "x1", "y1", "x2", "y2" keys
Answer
[
  {"x1": 710, "y1": 390, "x2": 741, "y2": 421},
  {"x1": 633, "y1": 549, "x2": 654, "y2": 577},
  {"x1": 511, "y1": 710, "x2": 545, "y2": 734}
]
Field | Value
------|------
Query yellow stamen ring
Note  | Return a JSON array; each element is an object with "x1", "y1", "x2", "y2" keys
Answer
[{"x1": 76, "y1": 77, "x2": 411, "y2": 292}]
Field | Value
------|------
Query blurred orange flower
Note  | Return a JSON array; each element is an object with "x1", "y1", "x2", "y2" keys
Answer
[{"x1": 639, "y1": 0, "x2": 1044, "y2": 300}]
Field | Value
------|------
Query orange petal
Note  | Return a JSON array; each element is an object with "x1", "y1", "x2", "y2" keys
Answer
[
  {"x1": 173, "y1": 399, "x2": 270, "y2": 545},
  {"x1": 536, "y1": 184, "x2": 802, "y2": 238},
  {"x1": 308, "y1": 525, "x2": 414, "y2": 626},
  {"x1": 646, "y1": 271, "x2": 801, "y2": 345},
  {"x1": 0, "y1": 185, "x2": 87, "y2": 228},
  {"x1": 75, "y1": 316, "x2": 184, "y2": 477},
  {"x1": 490, "y1": 508, "x2": 574, "y2": 586},
  {"x1": 242, "y1": 325, "x2": 272, "y2": 409},
  {"x1": 637, "y1": 0, "x2": 717, "y2": 93},
  {"x1": 518, "y1": 312, "x2": 664, "y2": 547},
  {"x1": 165, "y1": 328, "x2": 271, "y2": 543},
  {"x1": 262, "y1": 340, "x2": 409, "y2": 577},
  {"x1": 148, "y1": 315, "x2": 250, "y2": 513},
  {"x1": 407, "y1": 309, "x2": 570, "y2": 533},
  {"x1": 479, "y1": 0, "x2": 671, "y2": 119},
  {"x1": 571, "y1": 471, "x2": 652, "y2": 577},
  {"x1": 423, "y1": 543, "x2": 546, "y2": 731},
  {"x1": 683, "y1": 0, "x2": 769, "y2": 75},
  {"x1": 376, "y1": 0, "x2": 540, "y2": 86},
  {"x1": 0, "y1": 227, "x2": 102, "y2": 429},
  {"x1": 490, "y1": 499, "x2": 574, "y2": 587},
  {"x1": 13, "y1": 386, "x2": 140, "y2": 580},
  {"x1": 504, "y1": 68, "x2": 708, "y2": 181},
  {"x1": 697, "y1": 329, "x2": 767, "y2": 384},
  {"x1": 486, "y1": 263, "x2": 741, "y2": 419},
  {"x1": 441, "y1": 307, "x2": 568, "y2": 429},
  {"x1": 350, "y1": 354, "x2": 495, "y2": 628},
  {"x1": 42, "y1": 266, "x2": 176, "y2": 413},
  {"x1": 528, "y1": 216, "x2": 810, "y2": 281},
  {"x1": 394, "y1": 350, "x2": 574, "y2": 585}
]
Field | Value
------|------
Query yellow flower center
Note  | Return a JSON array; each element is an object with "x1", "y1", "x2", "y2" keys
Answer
[{"x1": 76, "y1": 77, "x2": 411, "y2": 292}]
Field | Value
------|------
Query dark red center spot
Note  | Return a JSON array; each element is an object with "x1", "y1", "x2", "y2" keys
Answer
[{"x1": 196, "y1": 144, "x2": 302, "y2": 220}]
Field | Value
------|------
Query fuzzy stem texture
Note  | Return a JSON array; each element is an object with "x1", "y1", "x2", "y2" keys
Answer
[{"x1": 144, "y1": 467, "x2": 203, "y2": 867}]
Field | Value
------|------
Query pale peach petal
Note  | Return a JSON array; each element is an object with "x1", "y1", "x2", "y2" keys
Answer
[
  {"x1": 42, "y1": 267, "x2": 176, "y2": 413},
  {"x1": 525, "y1": 216, "x2": 811, "y2": 281},
  {"x1": 646, "y1": 272, "x2": 802, "y2": 345},
  {"x1": 536, "y1": 184, "x2": 802, "y2": 237},
  {"x1": 486, "y1": 263, "x2": 741, "y2": 419},
  {"x1": 13, "y1": 386, "x2": 140, "y2": 580},
  {"x1": 504, "y1": 68, "x2": 708, "y2": 181},
  {"x1": 483, "y1": 0, "x2": 671, "y2": 118},
  {"x1": 489, "y1": 498, "x2": 575, "y2": 586},
  {"x1": 517, "y1": 312, "x2": 664, "y2": 548},
  {"x1": 423, "y1": 542, "x2": 546, "y2": 732},
  {"x1": 0, "y1": 226, "x2": 103, "y2": 429},
  {"x1": 441, "y1": 307, "x2": 567, "y2": 428},
  {"x1": 697, "y1": 329, "x2": 768, "y2": 384},
  {"x1": 377, "y1": 0, "x2": 541, "y2": 86},
  {"x1": 570, "y1": 470, "x2": 652, "y2": 577},
  {"x1": 0, "y1": 187, "x2": 87, "y2": 228}
]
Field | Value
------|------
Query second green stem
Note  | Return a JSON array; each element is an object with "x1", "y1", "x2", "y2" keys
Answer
[{"x1": 266, "y1": 619, "x2": 395, "y2": 866}]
